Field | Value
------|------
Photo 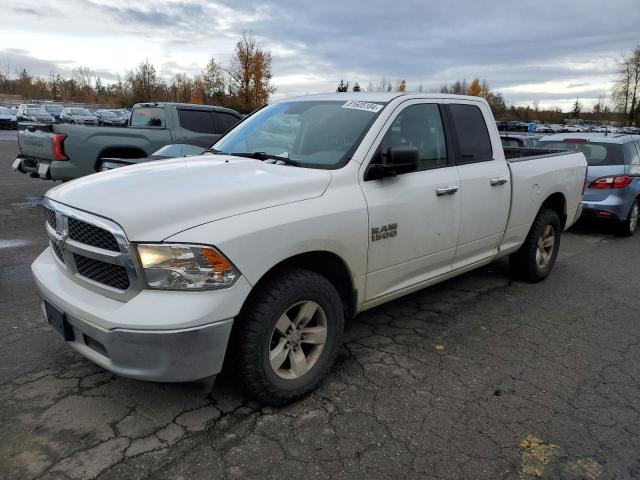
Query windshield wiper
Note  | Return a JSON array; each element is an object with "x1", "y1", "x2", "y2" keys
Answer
[
  {"x1": 203, "y1": 147, "x2": 228, "y2": 155},
  {"x1": 230, "y1": 151, "x2": 301, "y2": 167}
]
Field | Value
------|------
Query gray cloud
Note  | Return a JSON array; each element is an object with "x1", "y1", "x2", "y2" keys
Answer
[{"x1": 0, "y1": 49, "x2": 117, "y2": 81}]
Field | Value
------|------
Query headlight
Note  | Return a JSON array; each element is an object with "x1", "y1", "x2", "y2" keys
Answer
[{"x1": 136, "y1": 244, "x2": 239, "y2": 290}]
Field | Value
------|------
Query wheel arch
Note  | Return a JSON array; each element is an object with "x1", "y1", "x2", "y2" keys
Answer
[
  {"x1": 540, "y1": 192, "x2": 567, "y2": 229},
  {"x1": 95, "y1": 146, "x2": 148, "y2": 171},
  {"x1": 240, "y1": 250, "x2": 357, "y2": 322}
]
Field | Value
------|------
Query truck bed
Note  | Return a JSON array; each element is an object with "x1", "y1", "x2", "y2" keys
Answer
[{"x1": 500, "y1": 149, "x2": 587, "y2": 255}]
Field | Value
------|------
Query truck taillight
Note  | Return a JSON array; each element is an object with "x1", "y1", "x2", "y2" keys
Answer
[
  {"x1": 589, "y1": 176, "x2": 632, "y2": 189},
  {"x1": 52, "y1": 134, "x2": 67, "y2": 161}
]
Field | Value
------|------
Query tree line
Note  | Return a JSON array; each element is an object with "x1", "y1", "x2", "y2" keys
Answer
[
  {"x1": 0, "y1": 32, "x2": 274, "y2": 113},
  {"x1": 337, "y1": 67, "x2": 637, "y2": 125}
]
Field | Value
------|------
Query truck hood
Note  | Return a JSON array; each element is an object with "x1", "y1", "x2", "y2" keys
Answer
[{"x1": 46, "y1": 155, "x2": 332, "y2": 240}]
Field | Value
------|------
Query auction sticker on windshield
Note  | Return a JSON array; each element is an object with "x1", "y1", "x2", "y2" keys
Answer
[{"x1": 341, "y1": 101, "x2": 384, "y2": 113}]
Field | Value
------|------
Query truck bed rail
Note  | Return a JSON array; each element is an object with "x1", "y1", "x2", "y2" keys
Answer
[{"x1": 504, "y1": 147, "x2": 571, "y2": 162}]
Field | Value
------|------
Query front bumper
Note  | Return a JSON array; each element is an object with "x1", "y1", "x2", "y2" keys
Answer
[{"x1": 32, "y1": 249, "x2": 252, "y2": 382}]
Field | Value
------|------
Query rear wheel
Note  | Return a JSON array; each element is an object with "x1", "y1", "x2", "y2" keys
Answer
[
  {"x1": 233, "y1": 269, "x2": 344, "y2": 405},
  {"x1": 616, "y1": 199, "x2": 639, "y2": 237},
  {"x1": 510, "y1": 208, "x2": 562, "y2": 283}
]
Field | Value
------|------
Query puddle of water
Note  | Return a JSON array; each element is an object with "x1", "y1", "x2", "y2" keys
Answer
[
  {"x1": 10, "y1": 195, "x2": 43, "y2": 209},
  {"x1": 0, "y1": 239, "x2": 32, "y2": 249}
]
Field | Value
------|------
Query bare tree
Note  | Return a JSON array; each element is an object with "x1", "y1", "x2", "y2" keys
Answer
[
  {"x1": 73, "y1": 66, "x2": 95, "y2": 88},
  {"x1": 612, "y1": 47, "x2": 640, "y2": 123}
]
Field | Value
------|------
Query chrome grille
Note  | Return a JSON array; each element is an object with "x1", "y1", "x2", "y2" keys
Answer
[
  {"x1": 74, "y1": 254, "x2": 130, "y2": 290},
  {"x1": 42, "y1": 198, "x2": 141, "y2": 301},
  {"x1": 68, "y1": 217, "x2": 119, "y2": 251}
]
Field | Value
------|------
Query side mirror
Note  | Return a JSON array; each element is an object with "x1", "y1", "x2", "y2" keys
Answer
[{"x1": 366, "y1": 146, "x2": 419, "y2": 180}]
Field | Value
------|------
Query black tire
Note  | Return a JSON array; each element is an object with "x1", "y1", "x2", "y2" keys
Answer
[
  {"x1": 232, "y1": 269, "x2": 344, "y2": 405},
  {"x1": 616, "y1": 199, "x2": 639, "y2": 237},
  {"x1": 510, "y1": 208, "x2": 562, "y2": 283}
]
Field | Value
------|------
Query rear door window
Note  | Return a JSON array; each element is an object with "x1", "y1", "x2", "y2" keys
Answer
[
  {"x1": 130, "y1": 107, "x2": 166, "y2": 127},
  {"x1": 215, "y1": 112, "x2": 241, "y2": 133},
  {"x1": 448, "y1": 104, "x2": 493, "y2": 163},
  {"x1": 178, "y1": 109, "x2": 216, "y2": 134}
]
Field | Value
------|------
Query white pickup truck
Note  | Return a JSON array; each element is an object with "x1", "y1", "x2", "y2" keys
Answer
[{"x1": 32, "y1": 93, "x2": 587, "y2": 404}]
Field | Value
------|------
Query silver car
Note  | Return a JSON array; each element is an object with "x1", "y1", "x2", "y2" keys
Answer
[{"x1": 537, "y1": 133, "x2": 640, "y2": 236}]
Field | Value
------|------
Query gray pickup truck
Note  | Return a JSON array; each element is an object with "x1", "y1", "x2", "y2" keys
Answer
[{"x1": 12, "y1": 102, "x2": 242, "y2": 181}]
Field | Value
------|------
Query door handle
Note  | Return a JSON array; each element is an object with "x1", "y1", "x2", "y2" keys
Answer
[
  {"x1": 436, "y1": 185, "x2": 459, "y2": 196},
  {"x1": 490, "y1": 177, "x2": 509, "y2": 186}
]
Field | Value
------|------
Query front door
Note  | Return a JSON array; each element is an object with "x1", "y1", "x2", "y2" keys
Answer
[{"x1": 361, "y1": 101, "x2": 461, "y2": 302}]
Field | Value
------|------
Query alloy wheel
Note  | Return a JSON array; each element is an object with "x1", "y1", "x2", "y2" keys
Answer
[
  {"x1": 630, "y1": 202, "x2": 639, "y2": 233},
  {"x1": 535, "y1": 225, "x2": 555, "y2": 269},
  {"x1": 268, "y1": 301, "x2": 328, "y2": 380}
]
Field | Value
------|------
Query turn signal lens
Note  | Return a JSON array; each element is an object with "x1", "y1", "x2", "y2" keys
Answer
[{"x1": 136, "y1": 244, "x2": 239, "y2": 290}]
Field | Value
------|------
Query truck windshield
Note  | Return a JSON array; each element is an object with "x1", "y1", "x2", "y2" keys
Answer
[
  {"x1": 536, "y1": 140, "x2": 624, "y2": 166},
  {"x1": 213, "y1": 100, "x2": 386, "y2": 169}
]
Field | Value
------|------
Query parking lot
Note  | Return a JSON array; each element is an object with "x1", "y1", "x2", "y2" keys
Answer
[{"x1": 1, "y1": 130, "x2": 639, "y2": 480}]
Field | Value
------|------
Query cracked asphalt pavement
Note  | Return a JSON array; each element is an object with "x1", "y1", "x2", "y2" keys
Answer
[{"x1": 1, "y1": 130, "x2": 639, "y2": 479}]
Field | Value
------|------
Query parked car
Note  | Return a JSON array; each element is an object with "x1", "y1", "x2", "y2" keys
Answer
[
  {"x1": 495, "y1": 120, "x2": 508, "y2": 131},
  {"x1": 535, "y1": 124, "x2": 553, "y2": 133},
  {"x1": 500, "y1": 133, "x2": 542, "y2": 148},
  {"x1": 16, "y1": 104, "x2": 54, "y2": 123},
  {"x1": 42, "y1": 104, "x2": 64, "y2": 123},
  {"x1": 95, "y1": 109, "x2": 128, "y2": 127},
  {"x1": 622, "y1": 126, "x2": 640, "y2": 135},
  {"x1": 98, "y1": 143, "x2": 207, "y2": 170},
  {"x1": 59, "y1": 107, "x2": 99, "y2": 125},
  {"x1": 0, "y1": 106, "x2": 17, "y2": 129},
  {"x1": 537, "y1": 133, "x2": 640, "y2": 235},
  {"x1": 13, "y1": 102, "x2": 243, "y2": 180},
  {"x1": 30, "y1": 93, "x2": 587, "y2": 404}
]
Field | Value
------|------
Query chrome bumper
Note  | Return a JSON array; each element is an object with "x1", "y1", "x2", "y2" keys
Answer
[{"x1": 41, "y1": 299, "x2": 233, "y2": 382}]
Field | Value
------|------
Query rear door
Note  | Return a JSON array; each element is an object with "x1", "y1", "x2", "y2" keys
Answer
[
  {"x1": 444, "y1": 100, "x2": 510, "y2": 269},
  {"x1": 174, "y1": 108, "x2": 221, "y2": 147},
  {"x1": 361, "y1": 100, "x2": 461, "y2": 302}
]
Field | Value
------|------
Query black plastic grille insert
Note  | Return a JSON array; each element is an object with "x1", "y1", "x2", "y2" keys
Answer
[
  {"x1": 74, "y1": 254, "x2": 130, "y2": 290},
  {"x1": 69, "y1": 217, "x2": 119, "y2": 252},
  {"x1": 51, "y1": 242, "x2": 64, "y2": 262},
  {"x1": 44, "y1": 207, "x2": 57, "y2": 230}
]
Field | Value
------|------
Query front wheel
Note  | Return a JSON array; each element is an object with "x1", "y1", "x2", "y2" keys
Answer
[
  {"x1": 510, "y1": 208, "x2": 562, "y2": 283},
  {"x1": 616, "y1": 199, "x2": 639, "y2": 237},
  {"x1": 232, "y1": 269, "x2": 344, "y2": 405}
]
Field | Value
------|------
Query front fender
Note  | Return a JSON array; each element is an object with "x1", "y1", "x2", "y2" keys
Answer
[{"x1": 164, "y1": 191, "x2": 369, "y2": 302}]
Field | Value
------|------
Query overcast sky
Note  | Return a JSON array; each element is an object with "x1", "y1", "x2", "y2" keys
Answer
[{"x1": 1, "y1": 0, "x2": 638, "y2": 110}]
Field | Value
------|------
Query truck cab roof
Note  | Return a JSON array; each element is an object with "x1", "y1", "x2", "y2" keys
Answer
[
  {"x1": 133, "y1": 102, "x2": 240, "y2": 115},
  {"x1": 277, "y1": 92, "x2": 490, "y2": 104}
]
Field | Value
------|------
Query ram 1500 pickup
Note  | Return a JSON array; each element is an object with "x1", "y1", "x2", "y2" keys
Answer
[
  {"x1": 12, "y1": 102, "x2": 242, "y2": 181},
  {"x1": 31, "y1": 93, "x2": 587, "y2": 404}
]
